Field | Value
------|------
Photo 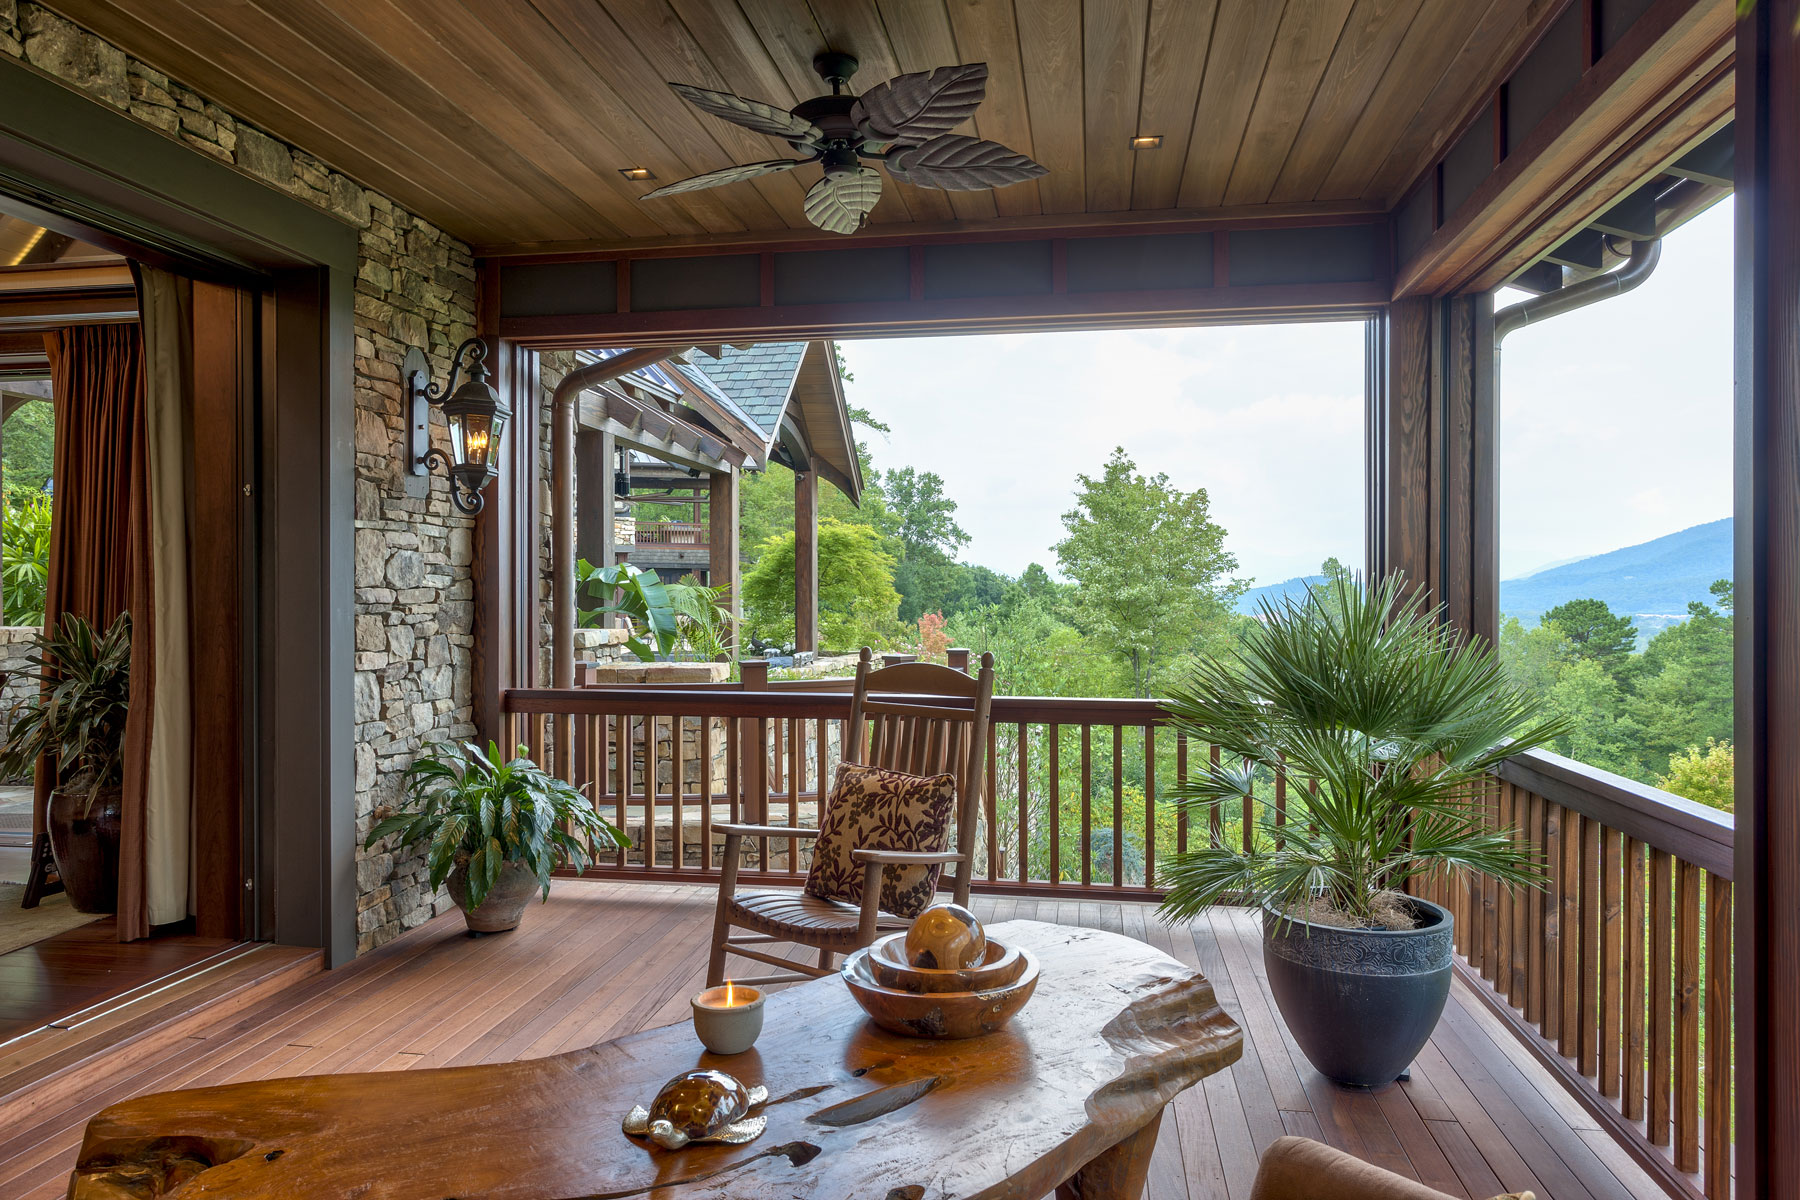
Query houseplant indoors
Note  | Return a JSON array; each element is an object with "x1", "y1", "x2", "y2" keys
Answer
[
  {"x1": 1158, "y1": 575, "x2": 1563, "y2": 1087},
  {"x1": 0, "y1": 612, "x2": 132, "y2": 913},
  {"x1": 365, "y1": 740, "x2": 629, "y2": 934}
]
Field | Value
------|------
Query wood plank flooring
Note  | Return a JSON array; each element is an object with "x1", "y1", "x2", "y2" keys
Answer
[
  {"x1": 0, "y1": 918, "x2": 242, "y2": 1042},
  {"x1": 0, "y1": 882, "x2": 1664, "y2": 1200}
]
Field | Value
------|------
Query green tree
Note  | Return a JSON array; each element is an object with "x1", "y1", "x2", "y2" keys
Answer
[
  {"x1": 1499, "y1": 615, "x2": 1570, "y2": 694},
  {"x1": 1054, "y1": 448, "x2": 1244, "y2": 697},
  {"x1": 1626, "y1": 595, "x2": 1733, "y2": 766},
  {"x1": 1658, "y1": 739, "x2": 1733, "y2": 811},
  {"x1": 1546, "y1": 658, "x2": 1645, "y2": 778},
  {"x1": 1541, "y1": 598, "x2": 1638, "y2": 673},
  {"x1": 2, "y1": 401, "x2": 53, "y2": 494},
  {"x1": 741, "y1": 518, "x2": 901, "y2": 651},
  {"x1": 945, "y1": 597, "x2": 1130, "y2": 699},
  {"x1": 884, "y1": 467, "x2": 968, "y2": 560}
]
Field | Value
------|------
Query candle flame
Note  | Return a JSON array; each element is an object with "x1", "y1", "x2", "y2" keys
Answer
[{"x1": 725, "y1": 980, "x2": 735, "y2": 1006}]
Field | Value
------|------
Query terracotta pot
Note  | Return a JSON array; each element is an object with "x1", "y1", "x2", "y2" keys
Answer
[
  {"x1": 46, "y1": 785, "x2": 122, "y2": 914},
  {"x1": 445, "y1": 859, "x2": 541, "y2": 933}
]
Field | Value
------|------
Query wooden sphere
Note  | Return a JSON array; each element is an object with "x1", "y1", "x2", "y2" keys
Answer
[{"x1": 904, "y1": 903, "x2": 986, "y2": 969}]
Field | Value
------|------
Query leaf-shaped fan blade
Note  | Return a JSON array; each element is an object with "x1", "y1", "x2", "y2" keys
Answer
[
  {"x1": 640, "y1": 159, "x2": 810, "y2": 199},
  {"x1": 851, "y1": 63, "x2": 988, "y2": 145},
  {"x1": 886, "y1": 135, "x2": 1048, "y2": 191},
  {"x1": 669, "y1": 83, "x2": 822, "y2": 144},
  {"x1": 803, "y1": 168, "x2": 883, "y2": 235}
]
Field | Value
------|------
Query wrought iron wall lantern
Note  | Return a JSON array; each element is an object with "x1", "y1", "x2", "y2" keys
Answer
[{"x1": 403, "y1": 338, "x2": 509, "y2": 515}]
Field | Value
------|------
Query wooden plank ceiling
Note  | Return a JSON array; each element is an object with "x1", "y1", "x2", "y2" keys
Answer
[{"x1": 45, "y1": 0, "x2": 1563, "y2": 255}]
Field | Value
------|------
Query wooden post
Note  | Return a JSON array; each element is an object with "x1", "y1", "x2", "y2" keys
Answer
[
  {"x1": 575, "y1": 428, "x2": 615, "y2": 627},
  {"x1": 1735, "y1": 1, "x2": 1800, "y2": 1192},
  {"x1": 794, "y1": 467, "x2": 819, "y2": 653},
  {"x1": 1379, "y1": 297, "x2": 1437, "y2": 604},
  {"x1": 708, "y1": 468, "x2": 740, "y2": 660}
]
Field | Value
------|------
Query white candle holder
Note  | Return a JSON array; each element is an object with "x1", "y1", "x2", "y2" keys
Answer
[{"x1": 691, "y1": 982, "x2": 765, "y2": 1055}]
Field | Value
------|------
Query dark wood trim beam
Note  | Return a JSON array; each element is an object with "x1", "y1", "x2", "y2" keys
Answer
[
  {"x1": 707, "y1": 469, "x2": 738, "y2": 660},
  {"x1": 500, "y1": 282, "x2": 1388, "y2": 350},
  {"x1": 476, "y1": 203, "x2": 1386, "y2": 261},
  {"x1": 1394, "y1": 0, "x2": 1734, "y2": 297},
  {"x1": 1734, "y1": 1, "x2": 1800, "y2": 1192},
  {"x1": 1382, "y1": 298, "x2": 1436, "y2": 602},
  {"x1": 794, "y1": 468, "x2": 817, "y2": 654}
]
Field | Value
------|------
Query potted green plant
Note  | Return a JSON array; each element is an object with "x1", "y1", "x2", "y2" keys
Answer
[
  {"x1": 365, "y1": 740, "x2": 629, "y2": 934},
  {"x1": 1158, "y1": 575, "x2": 1563, "y2": 1087},
  {"x1": 0, "y1": 613, "x2": 132, "y2": 913}
]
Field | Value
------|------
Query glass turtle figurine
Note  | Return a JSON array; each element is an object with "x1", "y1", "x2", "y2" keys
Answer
[{"x1": 622, "y1": 1069, "x2": 769, "y2": 1150}]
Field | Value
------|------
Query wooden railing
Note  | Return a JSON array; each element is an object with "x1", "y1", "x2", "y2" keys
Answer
[
  {"x1": 633, "y1": 521, "x2": 705, "y2": 545},
  {"x1": 1415, "y1": 749, "x2": 1733, "y2": 1200},
  {"x1": 499, "y1": 658, "x2": 1300, "y2": 899}
]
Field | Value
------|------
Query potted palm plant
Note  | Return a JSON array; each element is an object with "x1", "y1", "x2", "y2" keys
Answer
[
  {"x1": 0, "y1": 613, "x2": 132, "y2": 913},
  {"x1": 365, "y1": 740, "x2": 629, "y2": 934},
  {"x1": 1158, "y1": 575, "x2": 1563, "y2": 1087}
]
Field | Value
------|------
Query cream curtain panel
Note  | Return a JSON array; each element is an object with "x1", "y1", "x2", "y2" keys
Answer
[{"x1": 134, "y1": 265, "x2": 194, "y2": 929}]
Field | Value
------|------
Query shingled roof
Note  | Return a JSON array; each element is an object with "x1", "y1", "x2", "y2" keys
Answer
[{"x1": 687, "y1": 343, "x2": 807, "y2": 439}]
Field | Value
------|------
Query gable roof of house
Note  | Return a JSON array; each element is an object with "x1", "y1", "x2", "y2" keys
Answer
[{"x1": 686, "y1": 343, "x2": 807, "y2": 440}]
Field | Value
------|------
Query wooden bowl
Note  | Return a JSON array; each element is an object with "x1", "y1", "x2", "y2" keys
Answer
[
  {"x1": 841, "y1": 946, "x2": 1040, "y2": 1039},
  {"x1": 867, "y1": 933, "x2": 1027, "y2": 994}
]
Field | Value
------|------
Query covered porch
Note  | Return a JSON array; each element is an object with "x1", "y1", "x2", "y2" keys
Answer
[{"x1": 0, "y1": 883, "x2": 1662, "y2": 1200}]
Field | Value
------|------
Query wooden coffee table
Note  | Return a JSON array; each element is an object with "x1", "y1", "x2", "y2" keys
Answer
[{"x1": 67, "y1": 920, "x2": 1242, "y2": 1199}]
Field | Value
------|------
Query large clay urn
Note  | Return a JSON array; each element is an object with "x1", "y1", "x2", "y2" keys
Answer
[
  {"x1": 46, "y1": 785, "x2": 122, "y2": 913},
  {"x1": 445, "y1": 859, "x2": 540, "y2": 934}
]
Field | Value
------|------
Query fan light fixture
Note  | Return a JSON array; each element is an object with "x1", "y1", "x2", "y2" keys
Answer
[
  {"x1": 619, "y1": 167, "x2": 656, "y2": 181},
  {"x1": 403, "y1": 338, "x2": 510, "y2": 516},
  {"x1": 1129, "y1": 135, "x2": 1163, "y2": 150},
  {"x1": 642, "y1": 52, "x2": 1047, "y2": 235}
]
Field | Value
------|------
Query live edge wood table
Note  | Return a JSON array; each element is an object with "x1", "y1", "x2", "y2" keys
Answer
[{"x1": 67, "y1": 921, "x2": 1243, "y2": 1200}]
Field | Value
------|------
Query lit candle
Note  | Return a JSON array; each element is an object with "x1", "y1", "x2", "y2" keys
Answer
[{"x1": 691, "y1": 981, "x2": 764, "y2": 1055}]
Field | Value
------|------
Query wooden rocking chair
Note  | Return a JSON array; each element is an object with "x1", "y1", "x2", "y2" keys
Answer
[{"x1": 706, "y1": 648, "x2": 995, "y2": 987}]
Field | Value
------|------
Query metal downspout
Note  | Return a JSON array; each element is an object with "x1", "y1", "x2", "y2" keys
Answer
[
  {"x1": 1494, "y1": 236, "x2": 1663, "y2": 344},
  {"x1": 550, "y1": 346, "x2": 686, "y2": 688}
]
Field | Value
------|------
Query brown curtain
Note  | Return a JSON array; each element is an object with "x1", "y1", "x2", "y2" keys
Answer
[{"x1": 40, "y1": 323, "x2": 155, "y2": 940}]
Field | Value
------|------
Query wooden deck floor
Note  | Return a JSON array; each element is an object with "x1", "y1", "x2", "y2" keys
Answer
[{"x1": 0, "y1": 882, "x2": 1662, "y2": 1200}]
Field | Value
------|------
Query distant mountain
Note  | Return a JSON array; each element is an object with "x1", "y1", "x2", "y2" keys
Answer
[
  {"x1": 1237, "y1": 575, "x2": 1326, "y2": 613},
  {"x1": 1500, "y1": 518, "x2": 1731, "y2": 626}
]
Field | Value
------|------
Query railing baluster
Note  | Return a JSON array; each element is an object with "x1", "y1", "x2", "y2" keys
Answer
[
  {"x1": 1649, "y1": 847, "x2": 1674, "y2": 1147},
  {"x1": 1208, "y1": 743, "x2": 1223, "y2": 848},
  {"x1": 787, "y1": 715, "x2": 802, "y2": 876},
  {"x1": 612, "y1": 714, "x2": 628, "y2": 868},
  {"x1": 1560, "y1": 810, "x2": 1583, "y2": 1060},
  {"x1": 1703, "y1": 873, "x2": 1732, "y2": 1199},
  {"x1": 1112, "y1": 725, "x2": 1124, "y2": 886},
  {"x1": 699, "y1": 715, "x2": 714, "y2": 873},
  {"x1": 1143, "y1": 725, "x2": 1156, "y2": 889},
  {"x1": 1272, "y1": 758, "x2": 1285, "y2": 850},
  {"x1": 987, "y1": 719, "x2": 1000, "y2": 881},
  {"x1": 672, "y1": 715, "x2": 686, "y2": 871},
  {"x1": 1623, "y1": 836, "x2": 1647, "y2": 1123},
  {"x1": 1580, "y1": 810, "x2": 1601, "y2": 1079},
  {"x1": 1240, "y1": 756, "x2": 1253, "y2": 856},
  {"x1": 1544, "y1": 801, "x2": 1564, "y2": 1044},
  {"x1": 1048, "y1": 724, "x2": 1061, "y2": 886},
  {"x1": 1017, "y1": 722, "x2": 1030, "y2": 886},
  {"x1": 1079, "y1": 725, "x2": 1092, "y2": 888},
  {"x1": 1175, "y1": 733, "x2": 1188, "y2": 855},
  {"x1": 1674, "y1": 859, "x2": 1701, "y2": 1173},
  {"x1": 1599, "y1": 825, "x2": 1623, "y2": 1099},
  {"x1": 1526, "y1": 791, "x2": 1547, "y2": 1026}
]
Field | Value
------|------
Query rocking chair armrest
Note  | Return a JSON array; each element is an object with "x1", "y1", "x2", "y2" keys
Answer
[
  {"x1": 714, "y1": 823, "x2": 822, "y2": 840},
  {"x1": 849, "y1": 848, "x2": 969, "y2": 866}
]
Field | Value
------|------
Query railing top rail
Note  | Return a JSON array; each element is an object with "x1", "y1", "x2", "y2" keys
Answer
[
  {"x1": 501, "y1": 686, "x2": 1170, "y2": 723},
  {"x1": 1495, "y1": 747, "x2": 1733, "y2": 878}
]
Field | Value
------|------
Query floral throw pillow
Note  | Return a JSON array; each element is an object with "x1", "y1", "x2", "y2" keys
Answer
[{"x1": 803, "y1": 762, "x2": 956, "y2": 918}]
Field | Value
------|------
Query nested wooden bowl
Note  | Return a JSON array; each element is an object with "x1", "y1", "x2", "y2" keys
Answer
[
  {"x1": 866, "y1": 933, "x2": 1027, "y2": 994},
  {"x1": 841, "y1": 945, "x2": 1040, "y2": 1039}
]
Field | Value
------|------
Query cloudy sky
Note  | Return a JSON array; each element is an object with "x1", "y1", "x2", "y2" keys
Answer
[{"x1": 839, "y1": 198, "x2": 1733, "y2": 590}]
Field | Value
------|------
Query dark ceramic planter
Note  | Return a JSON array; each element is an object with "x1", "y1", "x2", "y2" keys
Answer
[
  {"x1": 446, "y1": 859, "x2": 541, "y2": 934},
  {"x1": 47, "y1": 785, "x2": 122, "y2": 914},
  {"x1": 1261, "y1": 895, "x2": 1453, "y2": 1088}
]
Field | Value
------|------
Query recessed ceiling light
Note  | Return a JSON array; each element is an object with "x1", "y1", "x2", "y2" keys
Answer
[
  {"x1": 1129, "y1": 135, "x2": 1163, "y2": 150},
  {"x1": 619, "y1": 167, "x2": 656, "y2": 181}
]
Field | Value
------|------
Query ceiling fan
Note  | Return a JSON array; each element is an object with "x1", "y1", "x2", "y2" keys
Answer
[{"x1": 641, "y1": 52, "x2": 1047, "y2": 235}]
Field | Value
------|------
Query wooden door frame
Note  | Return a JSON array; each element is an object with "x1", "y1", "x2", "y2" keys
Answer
[{"x1": 0, "y1": 57, "x2": 360, "y2": 963}]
